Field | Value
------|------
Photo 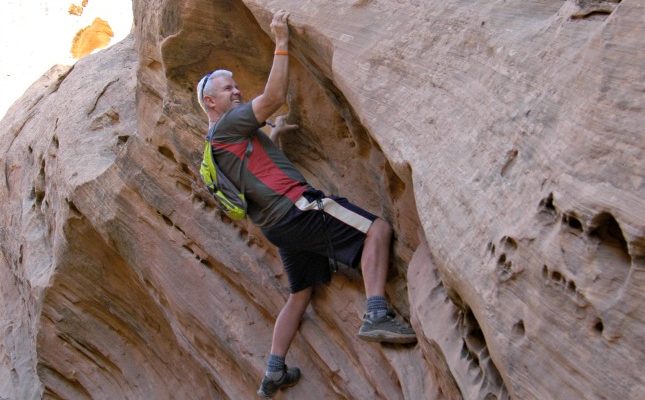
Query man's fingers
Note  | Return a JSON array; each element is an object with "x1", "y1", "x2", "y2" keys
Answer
[
  {"x1": 272, "y1": 9, "x2": 289, "y2": 24},
  {"x1": 275, "y1": 115, "x2": 289, "y2": 126},
  {"x1": 274, "y1": 115, "x2": 297, "y2": 127},
  {"x1": 282, "y1": 123, "x2": 299, "y2": 131},
  {"x1": 272, "y1": 116, "x2": 299, "y2": 132}
]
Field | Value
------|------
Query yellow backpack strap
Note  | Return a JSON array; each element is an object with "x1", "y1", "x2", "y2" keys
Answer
[
  {"x1": 199, "y1": 140, "x2": 217, "y2": 192},
  {"x1": 199, "y1": 120, "x2": 253, "y2": 221}
]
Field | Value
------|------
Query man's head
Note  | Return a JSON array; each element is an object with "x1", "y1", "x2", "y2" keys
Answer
[{"x1": 197, "y1": 69, "x2": 242, "y2": 119}]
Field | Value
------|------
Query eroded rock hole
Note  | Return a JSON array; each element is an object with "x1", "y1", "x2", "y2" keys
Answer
[
  {"x1": 486, "y1": 242, "x2": 495, "y2": 254},
  {"x1": 176, "y1": 181, "x2": 192, "y2": 195},
  {"x1": 449, "y1": 290, "x2": 508, "y2": 394},
  {"x1": 460, "y1": 341, "x2": 471, "y2": 360},
  {"x1": 67, "y1": 199, "x2": 82, "y2": 217},
  {"x1": 589, "y1": 213, "x2": 629, "y2": 257},
  {"x1": 182, "y1": 244, "x2": 195, "y2": 255},
  {"x1": 458, "y1": 305, "x2": 509, "y2": 397},
  {"x1": 539, "y1": 193, "x2": 556, "y2": 212},
  {"x1": 572, "y1": 10, "x2": 611, "y2": 20},
  {"x1": 180, "y1": 162, "x2": 191, "y2": 175},
  {"x1": 586, "y1": 212, "x2": 631, "y2": 303},
  {"x1": 563, "y1": 213, "x2": 583, "y2": 232},
  {"x1": 537, "y1": 193, "x2": 558, "y2": 224},
  {"x1": 117, "y1": 135, "x2": 130, "y2": 146},
  {"x1": 512, "y1": 320, "x2": 525, "y2": 338},
  {"x1": 496, "y1": 260, "x2": 515, "y2": 283},
  {"x1": 158, "y1": 146, "x2": 177, "y2": 163},
  {"x1": 158, "y1": 212, "x2": 173, "y2": 227},
  {"x1": 464, "y1": 309, "x2": 486, "y2": 353},
  {"x1": 593, "y1": 318, "x2": 604, "y2": 334},
  {"x1": 175, "y1": 224, "x2": 186, "y2": 236},
  {"x1": 571, "y1": 0, "x2": 622, "y2": 20},
  {"x1": 500, "y1": 148, "x2": 518, "y2": 177},
  {"x1": 500, "y1": 236, "x2": 517, "y2": 251},
  {"x1": 35, "y1": 159, "x2": 46, "y2": 205},
  {"x1": 429, "y1": 280, "x2": 446, "y2": 301}
]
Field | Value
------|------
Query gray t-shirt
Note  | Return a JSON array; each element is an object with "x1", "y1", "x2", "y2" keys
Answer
[{"x1": 209, "y1": 102, "x2": 309, "y2": 227}]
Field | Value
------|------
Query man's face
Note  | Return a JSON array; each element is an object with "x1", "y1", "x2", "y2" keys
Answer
[{"x1": 204, "y1": 76, "x2": 242, "y2": 113}]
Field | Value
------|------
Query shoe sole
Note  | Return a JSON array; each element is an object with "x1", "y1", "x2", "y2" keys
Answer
[
  {"x1": 257, "y1": 378, "x2": 300, "y2": 398},
  {"x1": 358, "y1": 330, "x2": 417, "y2": 344}
]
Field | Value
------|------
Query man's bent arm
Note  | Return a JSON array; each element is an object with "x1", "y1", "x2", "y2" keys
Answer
[{"x1": 252, "y1": 10, "x2": 290, "y2": 124}]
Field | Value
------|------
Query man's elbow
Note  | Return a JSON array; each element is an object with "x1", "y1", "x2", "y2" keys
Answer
[{"x1": 252, "y1": 93, "x2": 286, "y2": 122}]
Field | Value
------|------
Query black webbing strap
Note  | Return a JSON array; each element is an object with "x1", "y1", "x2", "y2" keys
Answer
[
  {"x1": 239, "y1": 140, "x2": 252, "y2": 196},
  {"x1": 316, "y1": 198, "x2": 338, "y2": 273}
]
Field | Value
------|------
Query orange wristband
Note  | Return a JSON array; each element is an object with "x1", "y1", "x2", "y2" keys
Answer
[{"x1": 274, "y1": 50, "x2": 289, "y2": 56}]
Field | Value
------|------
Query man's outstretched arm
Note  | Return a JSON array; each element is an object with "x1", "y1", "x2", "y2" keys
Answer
[{"x1": 252, "y1": 10, "x2": 290, "y2": 124}]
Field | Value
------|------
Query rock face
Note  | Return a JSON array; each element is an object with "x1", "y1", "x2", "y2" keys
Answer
[{"x1": 1, "y1": 0, "x2": 644, "y2": 399}]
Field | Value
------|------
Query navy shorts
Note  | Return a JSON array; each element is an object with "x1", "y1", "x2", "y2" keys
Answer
[{"x1": 261, "y1": 189, "x2": 378, "y2": 293}]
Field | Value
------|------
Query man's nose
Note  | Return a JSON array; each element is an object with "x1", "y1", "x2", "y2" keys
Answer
[{"x1": 233, "y1": 87, "x2": 241, "y2": 95}]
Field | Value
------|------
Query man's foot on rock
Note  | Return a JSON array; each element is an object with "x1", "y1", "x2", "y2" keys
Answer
[
  {"x1": 358, "y1": 310, "x2": 417, "y2": 344},
  {"x1": 257, "y1": 365, "x2": 301, "y2": 398}
]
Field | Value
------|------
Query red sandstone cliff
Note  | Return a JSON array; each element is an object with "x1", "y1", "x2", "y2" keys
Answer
[{"x1": 1, "y1": 1, "x2": 643, "y2": 399}]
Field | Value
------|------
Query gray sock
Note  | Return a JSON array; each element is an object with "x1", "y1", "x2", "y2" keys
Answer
[
  {"x1": 366, "y1": 295, "x2": 389, "y2": 320},
  {"x1": 265, "y1": 354, "x2": 285, "y2": 380}
]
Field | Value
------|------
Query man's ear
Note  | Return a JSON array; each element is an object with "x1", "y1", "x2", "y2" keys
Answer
[{"x1": 203, "y1": 95, "x2": 215, "y2": 109}]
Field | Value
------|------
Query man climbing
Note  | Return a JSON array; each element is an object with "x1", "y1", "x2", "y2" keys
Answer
[{"x1": 196, "y1": 9, "x2": 416, "y2": 398}]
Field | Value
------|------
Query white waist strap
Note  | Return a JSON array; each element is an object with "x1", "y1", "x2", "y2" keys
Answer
[{"x1": 294, "y1": 195, "x2": 372, "y2": 234}]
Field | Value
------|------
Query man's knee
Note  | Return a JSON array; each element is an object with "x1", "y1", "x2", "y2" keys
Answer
[
  {"x1": 287, "y1": 287, "x2": 312, "y2": 307},
  {"x1": 368, "y1": 218, "x2": 392, "y2": 242}
]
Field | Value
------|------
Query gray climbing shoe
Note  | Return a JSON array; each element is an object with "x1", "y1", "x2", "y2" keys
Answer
[
  {"x1": 358, "y1": 310, "x2": 417, "y2": 344},
  {"x1": 257, "y1": 365, "x2": 301, "y2": 398}
]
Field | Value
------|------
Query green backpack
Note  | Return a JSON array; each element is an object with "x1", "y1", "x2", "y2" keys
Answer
[{"x1": 199, "y1": 126, "x2": 252, "y2": 221}]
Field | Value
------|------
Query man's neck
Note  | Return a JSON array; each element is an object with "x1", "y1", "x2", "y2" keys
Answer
[{"x1": 208, "y1": 112, "x2": 222, "y2": 128}]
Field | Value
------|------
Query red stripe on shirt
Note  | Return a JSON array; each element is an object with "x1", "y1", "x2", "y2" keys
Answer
[
  {"x1": 212, "y1": 141, "x2": 246, "y2": 158},
  {"x1": 213, "y1": 138, "x2": 306, "y2": 202}
]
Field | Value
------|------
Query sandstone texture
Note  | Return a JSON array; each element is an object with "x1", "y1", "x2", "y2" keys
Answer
[{"x1": 1, "y1": 0, "x2": 644, "y2": 399}]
